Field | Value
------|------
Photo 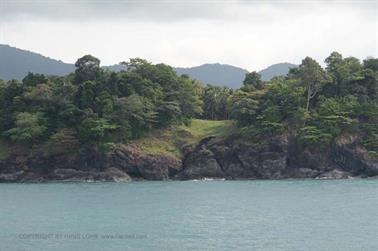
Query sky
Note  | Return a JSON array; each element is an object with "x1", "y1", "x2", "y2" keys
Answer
[{"x1": 0, "y1": 0, "x2": 377, "y2": 71}]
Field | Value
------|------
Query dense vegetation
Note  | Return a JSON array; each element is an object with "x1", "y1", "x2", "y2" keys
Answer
[
  {"x1": 228, "y1": 53, "x2": 378, "y2": 155},
  {"x1": 0, "y1": 56, "x2": 203, "y2": 154},
  {"x1": 0, "y1": 52, "x2": 377, "y2": 157}
]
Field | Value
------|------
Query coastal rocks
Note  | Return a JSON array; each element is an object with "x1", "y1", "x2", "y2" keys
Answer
[
  {"x1": 177, "y1": 135, "x2": 292, "y2": 180},
  {"x1": 316, "y1": 169, "x2": 353, "y2": 179},
  {"x1": 177, "y1": 133, "x2": 378, "y2": 180},
  {"x1": 107, "y1": 144, "x2": 182, "y2": 180},
  {"x1": 49, "y1": 167, "x2": 131, "y2": 182},
  {"x1": 0, "y1": 143, "x2": 181, "y2": 181},
  {"x1": 1, "y1": 132, "x2": 378, "y2": 181},
  {"x1": 0, "y1": 170, "x2": 25, "y2": 182},
  {"x1": 332, "y1": 134, "x2": 378, "y2": 176},
  {"x1": 176, "y1": 137, "x2": 224, "y2": 179}
]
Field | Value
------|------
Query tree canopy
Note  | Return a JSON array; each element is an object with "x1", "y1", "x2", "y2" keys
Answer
[{"x1": 0, "y1": 52, "x2": 377, "y2": 156}]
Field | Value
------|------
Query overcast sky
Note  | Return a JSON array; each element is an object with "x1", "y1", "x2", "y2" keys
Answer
[{"x1": 0, "y1": 0, "x2": 377, "y2": 71}]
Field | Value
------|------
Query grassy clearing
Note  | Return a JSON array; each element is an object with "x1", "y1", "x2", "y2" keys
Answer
[
  {"x1": 187, "y1": 119, "x2": 236, "y2": 139},
  {"x1": 133, "y1": 119, "x2": 236, "y2": 157}
]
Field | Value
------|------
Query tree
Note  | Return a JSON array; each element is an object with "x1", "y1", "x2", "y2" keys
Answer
[
  {"x1": 113, "y1": 95, "x2": 156, "y2": 138},
  {"x1": 0, "y1": 80, "x2": 24, "y2": 131},
  {"x1": 299, "y1": 57, "x2": 328, "y2": 111},
  {"x1": 325, "y1": 51, "x2": 343, "y2": 75},
  {"x1": 242, "y1": 71, "x2": 263, "y2": 90},
  {"x1": 74, "y1": 55, "x2": 101, "y2": 83},
  {"x1": 4, "y1": 112, "x2": 47, "y2": 143},
  {"x1": 202, "y1": 85, "x2": 232, "y2": 120},
  {"x1": 157, "y1": 101, "x2": 182, "y2": 126},
  {"x1": 230, "y1": 91, "x2": 259, "y2": 126},
  {"x1": 22, "y1": 73, "x2": 48, "y2": 87},
  {"x1": 78, "y1": 112, "x2": 118, "y2": 143},
  {"x1": 45, "y1": 128, "x2": 80, "y2": 155},
  {"x1": 176, "y1": 77, "x2": 203, "y2": 119}
]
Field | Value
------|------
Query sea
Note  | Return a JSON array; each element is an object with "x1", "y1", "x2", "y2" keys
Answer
[{"x1": 0, "y1": 179, "x2": 377, "y2": 251}]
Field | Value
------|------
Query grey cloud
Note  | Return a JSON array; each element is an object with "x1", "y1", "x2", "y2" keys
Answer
[{"x1": 1, "y1": 0, "x2": 376, "y2": 22}]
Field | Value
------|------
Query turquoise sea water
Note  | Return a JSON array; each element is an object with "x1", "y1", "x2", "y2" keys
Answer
[{"x1": 0, "y1": 179, "x2": 377, "y2": 251}]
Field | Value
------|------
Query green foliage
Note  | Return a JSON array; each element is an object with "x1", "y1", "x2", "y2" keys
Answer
[
  {"x1": 242, "y1": 71, "x2": 264, "y2": 90},
  {"x1": 299, "y1": 126, "x2": 333, "y2": 146},
  {"x1": 74, "y1": 55, "x2": 101, "y2": 83},
  {"x1": 0, "y1": 55, "x2": 209, "y2": 150},
  {"x1": 22, "y1": 73, "x2": 49, "y2": 87},
  {"x1": 44, "y1": 128, "x2": 80, "y2": 155},
  {"x1": 78, "y1": 113, "x2": 118, "y2": 143},
  {"x1": 299, "y1": 56, "x2": 329, "y2": 111},
  {"x1": 134, "y1": 119, "x2": 236, "y2": 158},
  {"x1": 202, "y1": 85, "x2": 233, "y2": 120},
  {"x1": 230, "y1": 91, "x2": 259, "y2": 126},
  {"x1": 230, "y1": 53, "x2": 377, "y2": 152},
  {"x1": 4, "y1": 112, "x2": 47, "y2": 143},
  {"x1": 0, "y1": 52, "x2": 377, "y2": 157}
]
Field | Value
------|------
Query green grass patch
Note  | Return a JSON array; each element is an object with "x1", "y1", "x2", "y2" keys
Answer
[
  {"x1": 133, "y1": 119, "x2": 237, "y2": 157},
  {"x1": 185, "y1": 119, "x2": 236, "y2": 139}
]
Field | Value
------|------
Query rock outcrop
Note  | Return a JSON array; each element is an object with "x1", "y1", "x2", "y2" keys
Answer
[
  {"x1": 0, "y1": 144, "x2": 181, "y2": 182},
  {"x1": 175, "y1": 133, "x2": 378, "y2": 180},
  {"x1": 106, "y1": 144, "x2": 182, "y2": 180},
  {"x1": 0, "y1": 133, "x2": 377, "y2": 182},
  {"x1": 332, "y1": 134, "x2": 378, "y2": 176}
]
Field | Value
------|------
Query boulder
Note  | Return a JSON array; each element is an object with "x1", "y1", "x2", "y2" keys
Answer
[
  {"x1": 332, "y1": 134, "x2": 378, "y2": 176},
  {"x1": 176, "y1": 138, "x2": 224, "y2": 180},
  {"x1": 107, "y1": 144, "x2": 182, "y2": 180},
  {"x1": 317, "y1": 169, "x2": 352, "y2": 179},
  {"x1": 49, "y1": 167, "x2": 131, "y2": 182}
]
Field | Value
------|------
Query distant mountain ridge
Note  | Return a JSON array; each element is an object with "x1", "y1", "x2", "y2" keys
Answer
[
  {"x1": 174, "y1": 63, "x2": 297, "y2": 88},
  {"x1": 259, "y1": 62, "x2": 297, "y2": 81},
  {"x1": 0, "y1": 44, "x2": 75, "y2": 80},
  {"x1": 175, "y1": 63, "x2": 248, "y2": 88},
  {"x1": 0, "y1": 44, "x2": 297, "y2": 88}
]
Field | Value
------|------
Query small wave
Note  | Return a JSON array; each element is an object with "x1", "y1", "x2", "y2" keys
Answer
[{"x1": 189, "y1": 178, "x2": 226, "y2": 182}]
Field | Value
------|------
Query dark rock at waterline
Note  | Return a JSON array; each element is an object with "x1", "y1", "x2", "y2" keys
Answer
[
  {"x1": 107, "y1": 144, "x2": 182, "y2": 180},
  {"x1": 49, "y1": 167, "x2": 131, "y2": 182},
  {"x1": 0, "y1": 133, "x2": 377, "y2": 181},
  {"x1": 316, "y1": 169, "x2": 353, "y2": 179},
  {"x1": 175, "y1": 134, "x2": 378, "y2": 180},
  {"x1": 176, "y1": 137, "x2": 224, "y2": 180},
  {"x1": 332, "y1": 134, "x2": 378, "y2": 176}
]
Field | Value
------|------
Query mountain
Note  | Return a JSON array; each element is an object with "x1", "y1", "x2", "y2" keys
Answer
[
  {"x1": 174, "y1": 63, "x2": 297, "y2": 88},
  {"x1": 0, "y1": 44, "x2": 297, "y2": 87},
  {"x1": 174, "y1": 63, "x2": 248, "y2": 88},
  {"x1": 259, "y1": 63, "x2": 297, "y2": 81},
  {"x1": 0, "y1": 44, "x2": 75, "y2": 80}
]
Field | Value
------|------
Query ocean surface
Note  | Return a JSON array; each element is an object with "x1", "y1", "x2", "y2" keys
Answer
[{"x1": 0, "y1": 179, "x2": 377, "y2": 251}]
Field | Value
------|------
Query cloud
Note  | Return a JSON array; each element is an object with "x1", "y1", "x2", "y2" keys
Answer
[
  {"x1": 0, "y1": 0, "x2": 377, "y2": 70},
  {"x1": 1, "y1": 0, "x2": 376, "y2": 22}
]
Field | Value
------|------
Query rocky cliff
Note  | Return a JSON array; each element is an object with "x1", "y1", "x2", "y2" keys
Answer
[{"x1": 0, "y1": 133, "x2": 377, "y2": 182}]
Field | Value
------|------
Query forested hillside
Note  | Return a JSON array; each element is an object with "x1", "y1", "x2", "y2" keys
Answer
[
  {"x1": 0, "y1": 44, "x2": 75, "y2": 80},
  {"x1": 0, "y1": 52, "x2": 377, "y2": 162}
]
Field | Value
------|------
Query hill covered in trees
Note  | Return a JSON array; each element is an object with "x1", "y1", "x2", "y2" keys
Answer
[
  {"x1": 0, "y1": 44, "x2": 75, "y2": 80},
  {"x1": 173, "y1": 63, "x2": 297, "y2": 87},
  {"x1": 175, "y1": 63, "x2": 248, "y2": 88},
  {"x1": 0, "y1": 52, "x2": 377, "y2": 181},
  {"x1": 259, "y1": 63, "x2": 297, "y2": 81}
]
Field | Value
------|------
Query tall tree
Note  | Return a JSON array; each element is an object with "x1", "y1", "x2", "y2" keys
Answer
[
  {"x1": 74, "y1": 55, "x2": 101, "y2": 83},
  {"x1": 299, "y1": 57, "x2": 328, "y2": 111},
  {"x1": 242, "y1": 71, "x2": 263, "y2": 90}
]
